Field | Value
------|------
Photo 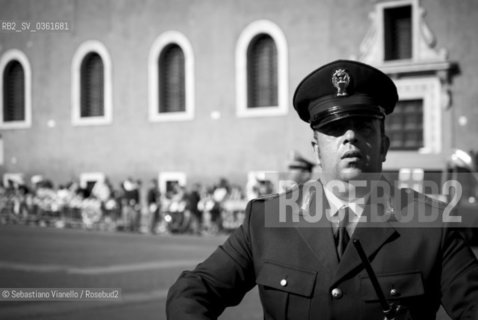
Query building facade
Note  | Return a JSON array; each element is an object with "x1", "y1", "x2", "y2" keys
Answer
[{"x1": 1, "y1": 0, "x2": 477, "y2": 193}]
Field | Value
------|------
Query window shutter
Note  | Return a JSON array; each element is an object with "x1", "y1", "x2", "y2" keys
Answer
[
  {"x1": 159, "y1": 44, "x2": 185, "y2": 113},
  {"x1": 384, "y1": 5, "x2": 412, "y2": 61},
  {"x1": 386, "y1": 99, "x2": 423, "y2": 150},
  {"x1": 247, "y1": 34, "x2": 278, "y2": 108},
  {"x1": 3, "y1": 60, "x2": 25, "y2": 122},
  {"x1": 80, "y1": 53, "x2": 104, "y2": 117}
]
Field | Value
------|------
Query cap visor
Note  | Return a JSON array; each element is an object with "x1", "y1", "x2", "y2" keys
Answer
[{"x1": 313, "y1": 112, "x2": 383, "y2": 130}]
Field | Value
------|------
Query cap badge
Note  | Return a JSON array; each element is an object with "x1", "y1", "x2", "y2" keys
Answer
[{"x1": 332, "y1": 69, "x2": 350, "y2": 97}]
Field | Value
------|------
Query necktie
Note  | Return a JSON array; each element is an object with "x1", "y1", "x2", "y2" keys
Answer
[{"x1": 336, "y1": 207, "x2": 351, "y2": 260}]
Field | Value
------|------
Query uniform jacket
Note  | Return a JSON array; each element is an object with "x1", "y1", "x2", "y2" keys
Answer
[{"x1": 167, "y1": 182, "x2": 478, "y2": 320}]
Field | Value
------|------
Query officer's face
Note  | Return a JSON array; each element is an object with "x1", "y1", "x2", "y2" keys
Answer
[{"x1": 312, "y1": 117, "x2": 389, "y2": 184}]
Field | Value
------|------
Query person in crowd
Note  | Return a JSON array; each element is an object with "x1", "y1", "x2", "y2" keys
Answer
[
  {"x1": 187, "y1": 183, "x2": 203, "y2": 235},
  {"x1": 121, "y1": 177, "x2": 140, "y2": 232},
  {"x1": 288, "y1": 151, "x2": 316, "y2": 185},
  {"x1": 147, "y1": 178, "x2": 161, "y2": 234}
]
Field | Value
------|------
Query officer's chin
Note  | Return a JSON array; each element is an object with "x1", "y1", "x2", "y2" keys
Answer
[
  {"x1": 340, "y1": 166, "x2": 382, "y2": 183},
  {"x1": 340, "y1": 167, "x2": 367, "y2": 183}
]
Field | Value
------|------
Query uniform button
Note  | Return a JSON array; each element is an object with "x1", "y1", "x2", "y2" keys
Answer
[
  {"x1": 390, "y1": 288, "x2": 400, "y2": 297},
  {"x1": 280, "y1": 279, "x2": 287, "y2": 287},
  {"x1": 331, "y1": 288, "x2": 343, "y2": 299}
]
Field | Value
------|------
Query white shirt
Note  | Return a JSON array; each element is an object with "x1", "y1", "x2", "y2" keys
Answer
[{"x1": 323, "y1": 186, "x2": 369, "y2": 237}]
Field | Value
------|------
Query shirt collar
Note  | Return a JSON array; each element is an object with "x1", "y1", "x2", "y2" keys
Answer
[{"x1": 323, "y1": 185, "x2": 369, "y2": 218}]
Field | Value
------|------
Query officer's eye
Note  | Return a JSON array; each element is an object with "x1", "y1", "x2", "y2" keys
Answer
[
  {"x1": 356, "y1": 122, "x2": 373, "y2": 131},
  {"x1": 318, "y1": 118, "x2": 378, "y2": 136},
  {"x1": 355, "y1": 121, "x2": 377, "y2": 135}
]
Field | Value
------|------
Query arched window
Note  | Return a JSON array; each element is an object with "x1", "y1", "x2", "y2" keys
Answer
[
  {"x1": 72, "y1": 41, "x2": 112, "y2": 126},
  {"x1": 80, "y1": 53, "x2": 104, "y2": 117},
  {"x1": 3, "y1": 60, "x2": 25, "y2": 122},
  {"x1": 0, "y1": 49, "x2": 31, "y2": 129},
  {"x1": 159, "y1": 44, "x2": 185, "y2": 113},
  {"x1": 148, "y1": 31, "x2": 194, "y2": 122},
  {"x1": 236, "y1": 20, "x2": 288, "y2": 117},
  {"x1": 247, "y1": 34, "x2": 278, "y2": 108}
]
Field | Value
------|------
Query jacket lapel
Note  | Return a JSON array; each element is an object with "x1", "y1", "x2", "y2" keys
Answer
[
  {"x1": 331, "y1": 184, "x2": 403, "y2": 285},
  {"x1": 290, "y1": 179, "x2": 405, "y2": 283},
  {"x1": 293, "y1": 183, "x2": 339, "y2": 274}
]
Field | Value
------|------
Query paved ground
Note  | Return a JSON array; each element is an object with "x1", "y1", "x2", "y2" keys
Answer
[
  {"x1": 0, "y1": 224, "x2": 475, "y2": 319},
  {"x1": 0, "y1": 224, "x2": 261, "y2": 320}
]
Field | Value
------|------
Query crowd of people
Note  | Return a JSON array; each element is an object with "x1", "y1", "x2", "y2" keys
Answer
[
  {"x1": 0, "y1": 176, "x2": 258, "y2": 236},
  {"x1": 0, "y1": 152, "x2": 315, "y2": 236}
]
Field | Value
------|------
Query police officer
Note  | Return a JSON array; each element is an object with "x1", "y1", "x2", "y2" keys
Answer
[
  {"x1": 288, "y1": 151, "x2": 315, "y2": 185},
  {"x1": 280, "y1": 151, "x2": 316, "y2": 193},
  {"x1": 166, "y1": 60, "x2": 478, "y2": 319}
]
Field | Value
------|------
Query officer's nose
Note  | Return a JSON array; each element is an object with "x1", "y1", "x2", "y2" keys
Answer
[{"x1": 343, "y1": 128, "x2": 357, "y2": 143}]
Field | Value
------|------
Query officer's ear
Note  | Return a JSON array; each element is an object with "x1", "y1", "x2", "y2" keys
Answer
[{"x1": 311, "y1": 132, "x2": 321, "y2": 166}]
